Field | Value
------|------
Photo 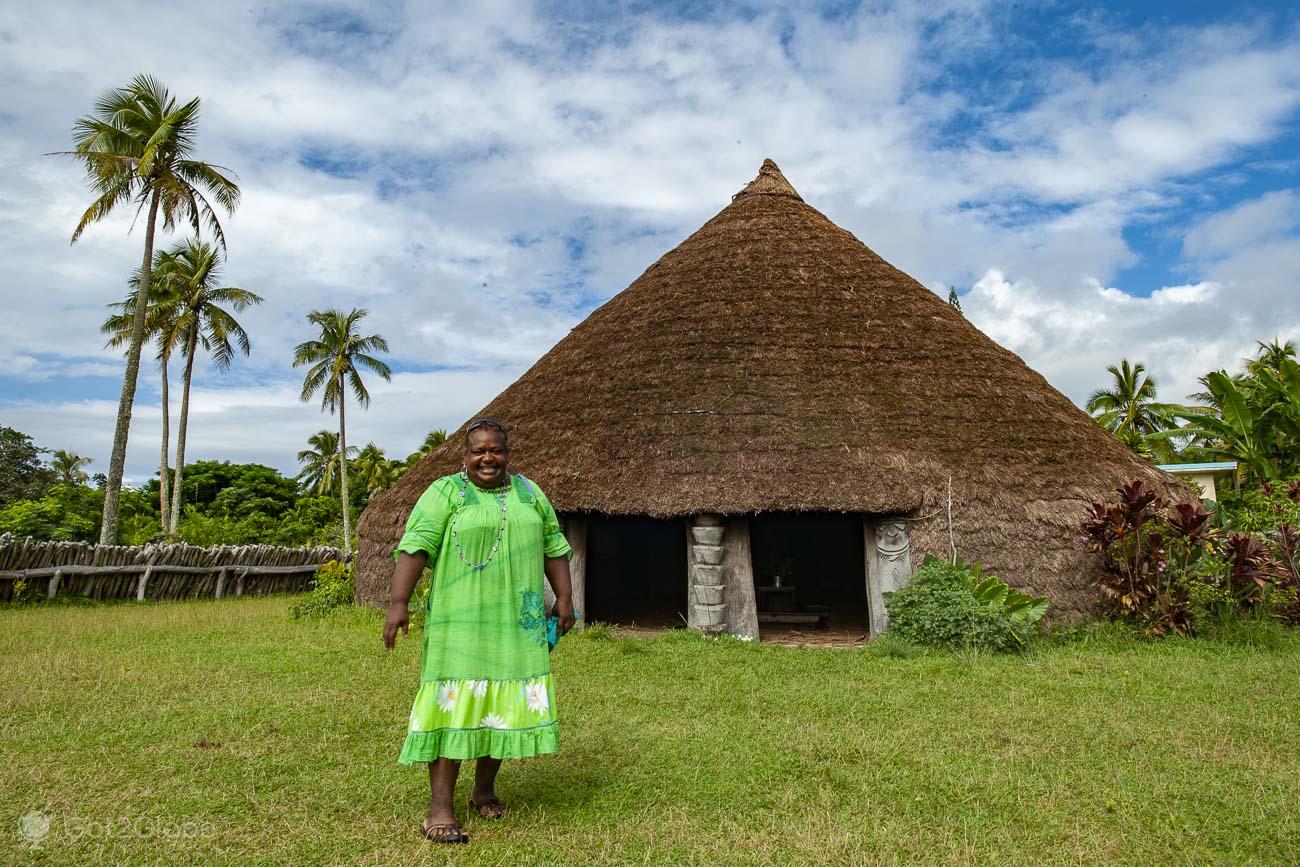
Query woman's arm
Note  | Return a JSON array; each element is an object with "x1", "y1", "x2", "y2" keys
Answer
[
  {"x1": 544, "y1": 555, "x2": 575, "y2": 631},
  {"x1": 383, "y1": 550, "x2": 428, "y2": 649}
]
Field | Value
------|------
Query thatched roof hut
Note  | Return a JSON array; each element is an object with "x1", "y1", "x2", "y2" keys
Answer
[{"x1": 357, "y1": 159, "x2": 1174, "y2": 636}]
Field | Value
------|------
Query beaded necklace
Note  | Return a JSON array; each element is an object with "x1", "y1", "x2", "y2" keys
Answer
[{"x1": 450, "y1": 471, "x2": 510, "y2": 571}]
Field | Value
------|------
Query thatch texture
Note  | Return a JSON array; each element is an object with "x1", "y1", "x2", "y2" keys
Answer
[{"x1": 357, "y1": 159, "x2": 1176, "y2": 615}]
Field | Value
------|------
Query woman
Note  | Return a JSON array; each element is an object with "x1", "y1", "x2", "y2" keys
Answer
[{"x1": 383, "y1": 418, "x2": 575, "y2": 844}]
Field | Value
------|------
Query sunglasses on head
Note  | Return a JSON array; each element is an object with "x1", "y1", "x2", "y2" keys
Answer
[{"x1": 467, "y1": 418, "x2": 505, "y2": 434}]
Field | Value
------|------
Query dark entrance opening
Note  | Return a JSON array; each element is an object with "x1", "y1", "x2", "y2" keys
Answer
[
  {"x1": 585, "y1": 515, "x2": 688, "y2": 627},
  {"x1": 749, "y1": 512, "x2": 867, "y2": 633}
]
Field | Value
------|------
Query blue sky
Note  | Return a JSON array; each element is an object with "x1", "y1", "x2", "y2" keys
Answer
[{"x1": 1, "y1": 0, "x2": 1298, "y2": 483}]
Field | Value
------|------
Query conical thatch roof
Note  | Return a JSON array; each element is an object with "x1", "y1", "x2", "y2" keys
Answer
[{"x1": 357, "y1": 159, "x2": 1177, "y2": 615}]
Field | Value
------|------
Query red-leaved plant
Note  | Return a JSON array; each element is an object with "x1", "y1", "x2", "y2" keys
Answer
[
  {"x1": 1223, "y1": 533, "x2": 1275, "y2": 608},
  {"x1": 1082, "y1": 480, "x2": 1191, "y2": 635},
  {"x1": 1084, "y1": 480, "x2": 1298, "y2": 633},
  {"x1": 1269, "y1": 524, "x2": 1300, "y2": 625}
]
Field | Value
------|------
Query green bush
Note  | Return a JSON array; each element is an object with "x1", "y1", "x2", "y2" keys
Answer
[
  {"x1": 1217, "y1": 479, "x2": 1300, "y2": 534},
  {"x1": 289, "y1": 559, "x2": 355, "y2": 619},
  {"x1": 883, "y1": 554, "x2": 1048, "y2": 653}
]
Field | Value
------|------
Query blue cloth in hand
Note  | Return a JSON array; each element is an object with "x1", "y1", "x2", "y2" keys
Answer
[{"x1": 546, "y1": 608, "x2": 579, "y2": 652}]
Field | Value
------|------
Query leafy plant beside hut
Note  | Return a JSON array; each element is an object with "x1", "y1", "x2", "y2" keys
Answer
[{"x1": 882, "y1": 554, "x2": 1048, "y2": 652}]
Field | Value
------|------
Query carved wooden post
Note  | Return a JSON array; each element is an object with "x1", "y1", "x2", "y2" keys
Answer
[
  {"x1": 47, "y1": 568, "x2": 62, "y2": 600},
  {"x1": 562, "y1": 514, "x2": 588, "y2": 627},
  {"x1": 687, "y1": 515, "x2": 726, "y2": 633},
  {"x1": 864, "y1": 517, "x2": 914, "y2": 639},
  {"x1": 685, "y1": 515, "x2": 758, "y2": 639},
  {"x1": 215, "y1": 567, "x2": 227, "y2": 600}
]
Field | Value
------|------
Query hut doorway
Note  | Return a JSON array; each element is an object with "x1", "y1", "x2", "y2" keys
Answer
[
  {"x1": 749, "y1": 512, "x2": 868, "y2": 634},
  {"x1": 585, "y1": 515, "x2": 689, "y2": 628}
]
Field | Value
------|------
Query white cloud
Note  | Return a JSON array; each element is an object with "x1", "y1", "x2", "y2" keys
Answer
[{"x1": 1, "y1": 1, "x2": 1298, "y2": 482}]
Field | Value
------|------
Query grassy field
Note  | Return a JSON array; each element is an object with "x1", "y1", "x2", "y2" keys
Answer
[{"x1": 2, "y1": 598, "x2": 1298, "y2": 866}]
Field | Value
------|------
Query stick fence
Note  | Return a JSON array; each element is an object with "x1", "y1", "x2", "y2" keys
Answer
[{"x1": 0, "y1": 534, "x2": 348, "y2": 603}]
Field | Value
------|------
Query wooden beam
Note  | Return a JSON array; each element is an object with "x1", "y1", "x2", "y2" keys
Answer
[
  {"x1": 0, "y1": 563, "x2": 324, "y2": 580},
  {"x1": 563, "y1": 514, "x2": 588, "y2": 627},
  {"x1": 721, "y1": 517, "x2": 759, "y2": 641}
]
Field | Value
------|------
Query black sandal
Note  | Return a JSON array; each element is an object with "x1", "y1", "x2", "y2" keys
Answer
[
  {"x1": 469, "y1": 795, "x2": 509, "y2": 819},
  {"x1": 421, "y1": 821, "x2": 469, "y2": 843}
]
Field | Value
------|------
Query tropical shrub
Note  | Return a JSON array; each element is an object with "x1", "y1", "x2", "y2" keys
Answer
[
  {"x1": 1083, "y1": 480, "x2": 1299, "y2": 633},
  {"x1": 1082, "y1": 480, "x2": 1193, "y2": 635},
  {"x1": 288, "y1": 559, "x2": 355, "y2": 618},
  {"x1": 883, "y1": 554, "x2": 1048, "y2": 652}
]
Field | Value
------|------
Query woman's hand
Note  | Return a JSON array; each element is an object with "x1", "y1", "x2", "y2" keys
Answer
[
  {"x1": 552, "y1": 593, "x2": 575, "y2": 633},
  {"x1": 383, "y1": 603, "x2": 410, "y2": 650}
]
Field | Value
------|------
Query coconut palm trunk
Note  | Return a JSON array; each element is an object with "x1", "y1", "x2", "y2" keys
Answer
[
  {"x1": 168, "y1": 327, "x2": 199, "y2": 538},
  {"x1": 337, "y1": 371, "x2": 352, "y2": 555},
  {"x1": 159, "y1": 352, "x2": 171, "y2": 530},
  {"x1": 100, "y1": 188, "x2": 160, "y2": 544}
]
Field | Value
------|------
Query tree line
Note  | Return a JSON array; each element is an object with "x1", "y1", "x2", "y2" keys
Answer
[
  {"x1": 60, "y1": 74, "x2": 400, "y2": 551},
  {"x1": 0, "y1": 425, "x2": 448, "y2": 546}
]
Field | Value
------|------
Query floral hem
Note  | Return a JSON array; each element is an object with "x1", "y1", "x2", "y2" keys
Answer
[{"x1": 399, "y1": 721, "x2": 558, "y2": 762}]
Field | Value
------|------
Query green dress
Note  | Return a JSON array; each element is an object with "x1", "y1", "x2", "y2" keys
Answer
[{"x1": 393, "y1": 472, "x2": 571, "y2": 762}]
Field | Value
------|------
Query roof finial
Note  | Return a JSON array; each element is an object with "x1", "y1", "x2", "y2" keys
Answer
[{"x1": 732, "y1": 158, "x2": 803, "y2": 202}]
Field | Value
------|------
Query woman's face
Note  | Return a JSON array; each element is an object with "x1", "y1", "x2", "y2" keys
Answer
[{"x1": 464, "y1": 427, "x2": 509, "y2": 488}]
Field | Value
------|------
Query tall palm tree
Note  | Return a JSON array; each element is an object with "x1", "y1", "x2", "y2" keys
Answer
[
  {"x1": 292, "y1": 309, "x2": 392, "y2": 554},
  {"x1": 297, "y1": 430, "x2": 357, "y2": 496},
  {"x1": 160, "y1": 239, "x2": 262, "y2": 537},
  {"x1": 103, "y1": 254, "x2": 186, "y2": 527},
  {"x1": 50, "y1": 450, "x2": 93, "y2": 486},
  {"x1": 1086, "y1": 359, "x2": 1186, "y2": 460},
  {"x1": 57, "y1": 74, "x2": 239, "y2": 543}
]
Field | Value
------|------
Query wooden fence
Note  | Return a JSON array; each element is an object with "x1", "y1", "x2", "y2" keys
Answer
[{"x1": 0, "y1": 534, "x2": 348, "y2": 603}]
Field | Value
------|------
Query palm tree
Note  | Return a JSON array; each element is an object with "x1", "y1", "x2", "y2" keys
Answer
[
  {"x1": 57, "y1": 74, "x2": 239, "y2": 543},
  {"x1": 406, "y1": 428, "x2": 450, "y2": 466},
  {"x1": 421, "y1": 429, "x2": 449, "y2": 453},
  {"x1": 103, "y1": 254, "x2": 186, "y2": 527},
  {"x1": 160, "y1": 239, "x2": 263, "y2": 537},
  {"x1": 351, "y1": 442, "x2": 393, "y2": 498},
  {"x1": 292, "y1": 309, "x2": 392, "y2": 554},
  {"x1": 50, "y1": 450, "x2": 93, "y2": 486},
  {"x1": 1247, "y1": 338, "x2": 1297, "y2": 377},
  {"x1": 297, "y1": 430, "x2": 356, "y2": 496},
  {"x1": 1086, "y1": 359, "x2": 1186, "y2": 460}
]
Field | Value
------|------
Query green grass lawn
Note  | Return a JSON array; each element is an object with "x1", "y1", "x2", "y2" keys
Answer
[{"x1": 2, "y1": 598, "x2": 1298, "y2": 866}]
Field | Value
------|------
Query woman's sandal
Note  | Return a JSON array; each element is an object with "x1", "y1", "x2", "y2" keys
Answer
[
  {"x1": 468, "y1": 795, "x2": 509, "y2": 820},
  {"x1": 420, "y1": 821, "x2": 469, "y2": 844}
]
